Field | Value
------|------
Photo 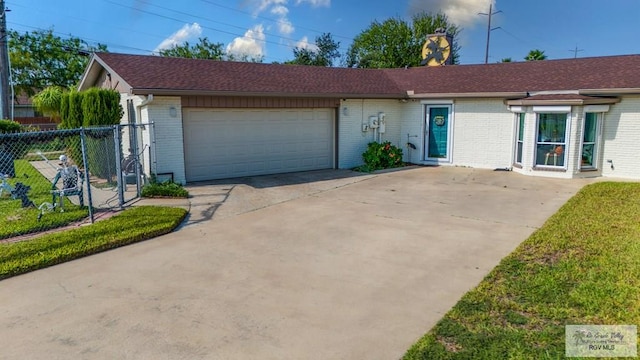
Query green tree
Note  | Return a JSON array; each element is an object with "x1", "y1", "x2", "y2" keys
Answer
[
  {"x1": 346, "y1": 12, "x2": 460, "y2": 68},
  {"x1": 499, "y1": 57, "x2": 513, "y2": 63},
  {"x1": 9, "y1": 29, "x2": 107, "y2": 96},
  {"x1": 32, "y1": 86, "x2": 65, "y2": 119},
  {"x1": 525, "y1": 49, "x2": 547, "y2": 61},
  {"x1": 225, "y1": 53, "x2": 264, "y2": 63},
  {"x1": 159, "y1": 37, "x2": 264, "y2": 63},
  {"x1": 59, "y1": 90, "x2": 83, "y2": 129},
  {"x1": 287, "y1": 33, "x2": 340, "y2": 67},
  {"x1": 158, "y1": 37, "x2": 225, "y2": 60},
  {"x1": 81, "y1": 88, "x2": 123, "y2": 126}
]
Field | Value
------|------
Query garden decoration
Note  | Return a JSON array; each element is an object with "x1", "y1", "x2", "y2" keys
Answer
[
  {"x1": 0, "y1": 173, "x2": 14, "y2": 198},
  {"x1": 11, "y1": 182, "x2": 34, "y2": 208},
  {"x1": 35, "y1": 153, "x2": 84, "y2": 221}
]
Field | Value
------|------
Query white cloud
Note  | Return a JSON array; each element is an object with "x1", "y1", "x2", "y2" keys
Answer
[
  {"x1": 295, "y1": 0, "x2": 330, "y2": 7},
  {"x1": 295, "y1": 36, "x2": 319, "y2": 52},
  {"x1": 408, "y1": 0, "x2": 494, "y2": 28},
  {"x1": 242, "y1": 0, "x2": 331, "y2": 37},
  {"x1": 277, "y1": 18, "x2": 295, "y2": 35},
  {"x1": 242, "y1": 0, "x2": 287, "y2": 16},
  {"x1": 154, "y1": 23, "x2": 202, "y2": 53},
  {"x1": 271, "y1": 4, "x2": 289, "y2": 16},
  {"x1": 226, "y1": 25, "x2": 267, "y2": 58}
]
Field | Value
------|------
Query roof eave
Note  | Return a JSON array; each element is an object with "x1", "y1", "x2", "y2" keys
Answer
[
  {"x1": 130, "y1": 88, "x2": 405, "y2": 99},
  {"x1": 505, "y1": 98, "x2": 621, "y2": 106},
  {"x1": 78, "y1": 53, "x2": 133, "y2": 92},
  {"x1": 579, "y1": 88, "x2": 640, "y2": 95},
  {"x1": 409, "y1": 92, "x2": 528, "y2": 99}
]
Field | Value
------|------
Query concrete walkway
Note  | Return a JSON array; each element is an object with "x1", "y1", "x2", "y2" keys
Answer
[{"x1": 0, "y1": 167, "x2": 591, "y2": 359}]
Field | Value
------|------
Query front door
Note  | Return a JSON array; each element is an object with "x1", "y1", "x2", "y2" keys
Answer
[{"x1": 425, "y1": 105, "x2": 452, "y2": 161}]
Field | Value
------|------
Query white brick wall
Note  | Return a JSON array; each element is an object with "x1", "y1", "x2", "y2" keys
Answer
[
  {"x1": 600, "y1": 96, "x2": 640, "y2": 179},
  {"x1": 129, "y1": 94, "x2": 640, "y2": 183},
  {"x1": 399, "y1": 99, "x2": 514, "y2": 169},
  {"x1": 450, "y1": 99, "x2": 514, "y2": 169},
  {"x1": 140, "y1": 96, "x2": 187, "y2": 184},
  {"x1": 338, "y1": 99, "x2": 404, "y2": 169}
]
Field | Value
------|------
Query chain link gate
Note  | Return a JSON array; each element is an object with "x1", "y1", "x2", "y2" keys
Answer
[{"x1": 0, "y1": 123, "x2": 153, "y2": 241}]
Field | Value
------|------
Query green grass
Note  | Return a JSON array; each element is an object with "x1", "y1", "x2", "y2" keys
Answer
[
  {"x1": 0, "y1": 205, "x2": 187, "y2": 280},
  {"x1": 0, "y1": 160, "x2": 88, "y2": 240},
  {"x1": 404, "y1": 182, "x2": 640, "y2": 360}
]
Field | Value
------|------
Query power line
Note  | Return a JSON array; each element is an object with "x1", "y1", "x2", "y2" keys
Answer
[
  {"x1": 6, "y1": 0, "x2": 169, "y2": 44},
  {"x1": 102, "y1": 0, "x2": 296, "y2": 62},
  {"x1": 8, "y1": 22, "x2": 156, "y2": 54},
  {"x1": 198, "y1": 0, "x2": 354, "y2": 42},
  {"x1": 7, "y1": 0, "x2": 353, "y2": 63}
]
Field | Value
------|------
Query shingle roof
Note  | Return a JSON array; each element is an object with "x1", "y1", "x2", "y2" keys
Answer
[
  {"x1": 91, "y1": 52, "x2": 640, "y2": 98},
  {"x1": 94, "y1": 52, "x2": 402, "y2": 97},
  {"x1": 384, "y1": 55, "x2": 640, "y2": 94}
]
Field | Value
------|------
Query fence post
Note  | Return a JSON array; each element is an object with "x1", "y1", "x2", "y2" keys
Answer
[
  {"x1": 113, "y1": 125, "x2": 124, "y2": 208},
  {"x1": 132, "y1": 123, "x2": 141, "y2": 196},
  {"x1": 80, "y1": 127, "x2": 95, "y2": 223},
  {"x1": 151, "y1": 121, "x2": 157, "y2": 177}
]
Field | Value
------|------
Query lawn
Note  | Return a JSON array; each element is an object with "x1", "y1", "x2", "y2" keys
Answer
[
  {"x1": 0, "y1": 160, "x2": 88, "y2": 240},
  {"x1": 404, "y1": 182, "x2": 640, "y2": 359},
  {"x1": 0, "y1": 205, "x2": 187, "y2": 280}
]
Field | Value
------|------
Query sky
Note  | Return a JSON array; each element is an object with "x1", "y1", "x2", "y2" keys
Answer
[{"x1": 6, "y1": 0, "x2": 640, "y2": 65}]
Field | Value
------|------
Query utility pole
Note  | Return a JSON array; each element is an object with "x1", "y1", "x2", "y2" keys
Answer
[
  {"x1": 0, "y1": 0, "x2": 13, "y2": 119},
  {"x1": 569, "y1": 45, "x2": 584, "y2": 59},
  {"x1": 0, "y1": 0, "x2": 10, "y2": 120},
  {"x1": 479, "y1": 4, "x2": 502, "y2": 64}
]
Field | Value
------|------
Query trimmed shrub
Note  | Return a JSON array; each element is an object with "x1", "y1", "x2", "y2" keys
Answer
[
  {"x1": 360, "y1": 141, "x2": 404, "y2": 172},
  {"x1": 81, "y1": 88, "x2": 123, "y2": 181},
  {"x1": 81, "y1": 88, "x2": 123, "y2": 126}
]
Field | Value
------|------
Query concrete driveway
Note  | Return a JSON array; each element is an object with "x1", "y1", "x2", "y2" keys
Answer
[{"x1": 0, "y1": 167, "x2": 591, "y2": 359}]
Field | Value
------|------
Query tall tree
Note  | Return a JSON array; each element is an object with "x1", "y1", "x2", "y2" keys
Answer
[
  {"x1": 9, "y1": 29, "x2": 106, "y2": 97},
  {"x1": 346, "y1": 12, "x2": 460, "y2": 68},
  {"x1": 158, "y1": 37, "x2": 225, "y2": 60},
  {"x1": 525, "y1": 49, "x2": 547, "y2": 61},
  {"x1": 159, "y1": 37, "x2": 264, "y2": 63},
  {"x1": 287, "y1": 33, "x2": 340, "y2": 67}
]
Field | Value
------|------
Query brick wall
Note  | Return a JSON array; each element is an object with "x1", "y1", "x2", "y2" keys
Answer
[
  {"x1": 338, "y1": 99, "x2": 403, "y2": 169},
  {"x1": 600, "y1": 96, "x2": 640, "y2": 179},
  {"x1": 129, "y1": 96, "x2": 187, "y2": 184},
  {"x1": 450, "y1": 99, "x2": 514, "y2": 169}
]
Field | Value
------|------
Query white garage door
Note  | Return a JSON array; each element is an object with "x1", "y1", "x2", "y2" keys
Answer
[{"x1": 183, "y1": 108, "x2": 334, "y2": 182}]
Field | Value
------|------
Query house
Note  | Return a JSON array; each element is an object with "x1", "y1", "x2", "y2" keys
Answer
[
  {"x1": 13, "y1": 93, "x2": 58, "y2": 130},
  {"x1": 78, "y1": 52, "x2": 640, "y2": 184}
]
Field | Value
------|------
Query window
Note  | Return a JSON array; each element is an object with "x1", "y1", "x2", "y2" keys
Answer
[
  {"x1": 535, "y1": 113, "x2": 568, "y2": 167},
  {"x1": 581, "y1": 113, "x2": 599, "y2": 169},
  {"x1": 514, "y1": 113, "x2": 525, "y2": 165}
]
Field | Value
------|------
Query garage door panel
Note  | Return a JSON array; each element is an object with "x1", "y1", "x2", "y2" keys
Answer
[{"x1": 184, "y1": 108, "x2": 334, "y2": 181}]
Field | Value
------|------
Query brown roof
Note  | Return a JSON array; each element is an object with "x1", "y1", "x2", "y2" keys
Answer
[
  {"x1": 385, "y1": 55, "x2": 640, "y2": 95},
  {"x1": 93, "y1": 52, "x2": 402, "y2": 98},
  {"x1": 13, "y1": 93, "x2": 32, "y2": 106},
  {"x1": 89, "y1": 52, "x2": 640, "y2": 98}
]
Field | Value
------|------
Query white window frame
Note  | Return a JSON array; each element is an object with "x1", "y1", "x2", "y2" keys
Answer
[
  {"x1": 534, "y1": 110, "x2": 571, "y2": 169},
  {"x1": 580, "y1": 112, "x2": 603, "y2": 170},
  {"x1": 513, "y1": 112, "x2": 525, "y2": 166}
]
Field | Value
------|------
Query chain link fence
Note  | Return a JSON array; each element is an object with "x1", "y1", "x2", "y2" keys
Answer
[{"x1": 0, "y1": 124, "x2": 151, "y2": 241}]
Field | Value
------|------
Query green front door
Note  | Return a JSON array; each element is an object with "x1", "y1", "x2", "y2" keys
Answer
[{"x1": 425, "y1": 106, "x2": 450, "y2": 160}]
